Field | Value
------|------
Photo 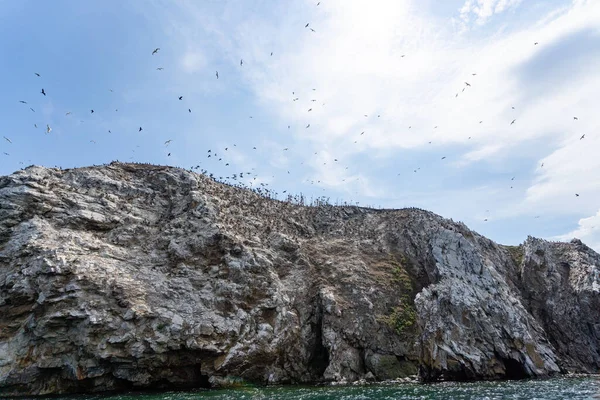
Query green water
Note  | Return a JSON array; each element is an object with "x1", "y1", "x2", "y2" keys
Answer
[{"x1": 32, "y1": 377, "x2": 600, "y2": 400}]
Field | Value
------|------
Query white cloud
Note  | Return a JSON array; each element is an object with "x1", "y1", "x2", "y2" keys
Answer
[
  {"x1": 555, "y1": 210, "x2": 600, "y2": 250},
  {"x1": 460, "y1": 0, "x2": 524, "y2": 25},
  {"x1": 180, "y1": 50, "x2": 207, "y2": 73}
]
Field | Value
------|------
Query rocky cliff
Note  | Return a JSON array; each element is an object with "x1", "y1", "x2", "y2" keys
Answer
[{"x1": 0, "y1": 163, "x2": 599, "y2": 396}]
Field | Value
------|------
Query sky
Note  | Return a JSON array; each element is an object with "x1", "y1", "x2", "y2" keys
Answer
[{"x1": 1, "y1": 0, "x2": 599, "y2": 250}]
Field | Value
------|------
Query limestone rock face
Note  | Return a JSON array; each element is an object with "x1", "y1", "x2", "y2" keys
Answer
[{"x1": 0, "y1": 163, "x2": 598, "y2": 396}]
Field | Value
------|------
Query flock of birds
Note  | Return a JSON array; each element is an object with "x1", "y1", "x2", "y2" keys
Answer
[{"x1": 1, "y1": 5, "x2": 590, "y2": 217}]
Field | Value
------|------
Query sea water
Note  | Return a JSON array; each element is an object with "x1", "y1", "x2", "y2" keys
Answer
[{"x1": 22, "y1": 376, "x2": 600, "y2": 400}]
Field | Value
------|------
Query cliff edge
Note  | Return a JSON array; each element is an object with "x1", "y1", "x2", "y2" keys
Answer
[{"x1": 1, "y1": 163, "x2": 598, "y2": 395}]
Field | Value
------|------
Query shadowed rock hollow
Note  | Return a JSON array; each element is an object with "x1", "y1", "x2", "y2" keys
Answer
[{"x1": 0, "y1": 162, "x2": 599, "y2": 396}]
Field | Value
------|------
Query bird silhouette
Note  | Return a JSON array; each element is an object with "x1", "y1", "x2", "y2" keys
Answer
[
  {"x1": 3, "y1": 136, "x2": 12, "y2": 143},
  {"x1": 511, "y1": 119, "x2": 516, "y2": 125},
  {"x1": 573, "y1": 116, "x2": 578, "y2": 120},
  {"x1": 157, "y1": 67, "x2": 164, "y2": 71},
  {"x1": 178, "y1": 96, "x2": 183, "y2": 100},
  {"x1": 152, "y1": 48, "x2": 160, "y2": 55},
  {"x1": 240, "y1": 59, "x2": 243, "y2": 66},
  {"x1": 465, "y1": 82, "x2": 471, "y2": 86},
  {"x1": 29, "y1": 108, "x2": 35, "y2": 112},
  {"x1": 575, "y1": 193, "x2": 580, "y2": 197},
  {"x1": 580, "y1": 134, "x2": 585, "y2": 140},
  {"x1": 46, "y1": 124, "x2": 51, "y2": 134},
  {"x1": 165, "y1": 140, "x2": 172, "y2": 146},
  {"x1": 139, "y1": 127, "x2": 143, "y2": 132},
  {"x1": 306, "y1": 124, "x2": 310, "y2": 128},
  {"x1": 534, "y1": 42, "x2": 539, "y2": 45},
  {"x1": 188, "y1": 109, "x2": 191, "y2": 113},
  {"x1": 66, "y1": 112, "x2": 72, "y2": 116},
  {"x1": 216, "y1": 71, "x2": 219, "y2": 79},
  {"x1": 41, "y1": 89, "x2": 46, "y2": 96},
  {"x1": 19, "y1": 100, "x2": 27, "y2": 104},
  {"x1": 34, "y1": 73, "x2": 40, "y2": 77},
  {"x1": 305, "y1": 23, "x2": 309, "y2": 28},
  {"x1": 90, "y1": 109, "x2": 94, "y2": 114}
]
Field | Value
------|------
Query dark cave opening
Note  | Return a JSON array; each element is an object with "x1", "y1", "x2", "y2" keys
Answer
[
  {"x1": 308, "y1": 308, "x2": 330, "y2": 378},
  {"x1": 502, "y1": 357, "x2": 529, "y2": 380}
]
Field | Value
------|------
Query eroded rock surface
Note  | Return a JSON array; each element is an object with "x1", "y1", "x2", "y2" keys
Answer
[{"x1": 0, "y1": 163, "x2": 598, "y2": 395}]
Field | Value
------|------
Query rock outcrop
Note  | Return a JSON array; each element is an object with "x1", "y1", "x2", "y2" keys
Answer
[{"x1": 0, "y1": 163, "x2": 598, "y2": 396}]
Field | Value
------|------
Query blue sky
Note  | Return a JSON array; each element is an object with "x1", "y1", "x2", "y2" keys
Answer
[{"x1": 1, "y1": 0, "x2": 599, "y2": 250}]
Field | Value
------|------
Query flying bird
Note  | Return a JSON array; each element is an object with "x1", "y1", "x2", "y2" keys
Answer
[
  {"x1": 310, "y1": 28, "x2": 316, "y2": 32},
  {"x1": 3, "y1": 136, "x2": 12, "y2": 143},
  {"x1": 66, "y1": 112, "x2": 71, "y2": 116},
  {"x1": 168, "y1": 153, "x2": 171, "y2": 157},
  {"x1": 534, "y1": 42, "x2": 539, "y2": 45},
  {"x1": 29, "y1": 108, "x2": 35, "y2": 112},
  {"x1": 188, "y1": 109, "x2": 191, "y2": 113},
  {"x1": 157, "y1": 67, "x2": 164, "y2": 70},
  {"x1": 19, "y1": 100, "x2": 27, "y2": 104},
  {"x1": 574, "y1": 116, "x2": 578, "y2": 120},
  {"x1": 91, "y1": 109, "x2": 94, "y2": 114},
  {"x1": 511, "y1": 119, "x2": 516, "y2": 125},
  {"x1": 139, "y1": 127, "x2": 143, "y2": 132},
  {"x1": 34, "y1": 73, "x2": 40, "y2": 77},
  {"x1": 165, "y1": 140, "x2": 172, "y2": 146},
  {"x1": 270, "y1": 52, "x2": 273, "y2": 56},
  {"x1": 305, "y1": 23, "x2": 309, "y2": 28},
  {"x1": 240, "y1": 59, "x2": 243, "y2": 66},
  {"x1": 580, "y1": 134, "x2": 585, "y2": 140},
  {"x1": 46, "y1": 124, "x2": 51, "y2": 134},
  {"x1": 41, "y1": 89, "x2": 46, "y2": 96},
  {"x1": 90, "y1": 140, "x2": 96, "y2": 144},
  {"x1": 306, "y1": 124, "x2": 310, "y2": 128},
  {"x1": 441, "y1": 156, "x2": 446, "y2": 160},
  {"x1": 152, "y1": 48, "x2": 160, "y2": 55},
  {"x1": 216, "y1": 71, "x2": 219, "y2": 79},
  {"x1": 178, "y1": 96, "x2": 183, "y2": 100},
  {"x1": 465, "y1": 82, "x2": 471, "y2": 86},
  {"x1": 575, "y1": 193, "x2": 580, "y2": 197}
]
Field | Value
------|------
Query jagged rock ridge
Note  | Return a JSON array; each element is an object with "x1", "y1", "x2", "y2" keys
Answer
[{"x1": 0, "y1": 162, "x2": 598, "y2": 396}]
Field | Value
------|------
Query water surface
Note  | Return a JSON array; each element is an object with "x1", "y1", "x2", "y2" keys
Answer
[{"x1": 17, "y1": 377, "x2": 600, "y2": 400}]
